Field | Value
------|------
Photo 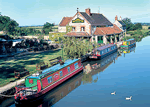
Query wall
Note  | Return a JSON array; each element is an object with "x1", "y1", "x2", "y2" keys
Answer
[
  {"x1": 69, "y1": 14, "x2": 91, "y2": 34},
  {"x1": 58, "y1": 26, "x2": 66, "y2": 32}
]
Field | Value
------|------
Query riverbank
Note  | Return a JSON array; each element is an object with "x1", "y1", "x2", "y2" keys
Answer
[
  {"x1": 0, "y1": 48, "x2": 68, "y2": 87},
  {"x1": 124, "y1": 29, "x2": 150, "y2": 42}
]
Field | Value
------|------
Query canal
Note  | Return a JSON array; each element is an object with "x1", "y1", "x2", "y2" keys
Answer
[{"x1": 2, "y1": 36, "x2": 150, "y2": 107}]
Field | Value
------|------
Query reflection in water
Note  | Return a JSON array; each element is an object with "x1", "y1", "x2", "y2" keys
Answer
[
  {"x1": 82, "y1": 51, "x2": 119, "y2": 85},
  {"x1": 15, "y1": 72, "x2": 83, "y2": 107},
  {"x1": 120, "y1": 46, "x2": 136, "y2": 57}
]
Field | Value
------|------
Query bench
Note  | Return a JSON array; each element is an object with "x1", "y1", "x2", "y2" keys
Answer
[
  {"x1": 14, "y1": 68, "x2": 29, "y2": 79},
  {"x1": 36, "y1": 62, "x2": 48, "y2": 70}
]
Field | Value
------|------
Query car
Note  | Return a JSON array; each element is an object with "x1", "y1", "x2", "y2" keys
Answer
[{"x1": 44, "y1": 40, "x2": 55, "y2": 45}]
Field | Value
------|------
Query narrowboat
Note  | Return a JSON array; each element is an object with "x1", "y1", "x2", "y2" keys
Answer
[
  {"x1": 89, "y1": 44, "x2": 117, "y2": 59},
  {"x1": 14, "y1": 58, "x2": 83, "y2": 104},
  {"x1": 121, "y1": 38, "x2": 136, "y2": 49}
]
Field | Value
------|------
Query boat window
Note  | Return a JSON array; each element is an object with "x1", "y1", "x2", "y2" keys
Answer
[
  {"x1": 111, "y1": 46, "x2": 112, "y2": 50},
  {"x1": 68, "y1": 67, "x2": 71, "y2": 72},
  {"x1": 74, "y1": 63, "x2": 78, "y2": 69},
  {"x1": 60, "y1": 92, "x2": 63, "y2": 98},
  {"x1": 29, "y1": 79, "x2": 33, "y2": 84},
  {"x1": 47, "y1": 76, "x2": 53, "y2": 84},
  {"x1": 60, "y1": 71, "x2": 63, "y2": 77},
  {"x1": 75, "y1": 81, "x2": 79, "y2": 88}
]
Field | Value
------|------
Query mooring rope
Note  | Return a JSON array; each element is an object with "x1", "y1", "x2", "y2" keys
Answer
[{"x1": 0, "y1": 93, "x2": 14, "y2": 97}]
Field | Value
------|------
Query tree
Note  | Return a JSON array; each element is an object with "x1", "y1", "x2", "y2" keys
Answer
[
  {"x1": 134, "y1": 23, "x2": 142, "y2": 30},
  {"x1": 148, "y1": 26, "x2": 150, "y2": 29},
  {"x1": 0, "y1": 15, "x2": 19, "y2": 35},
  {"x1": 122, "y1": 17, "x2": 134, "y2": 31},
  {"x1": 42, "y1": 22, "x2": 54, "y2": 35},
  {"x1": 63, "y1": 37, "x2": 93, "y2": 58}
]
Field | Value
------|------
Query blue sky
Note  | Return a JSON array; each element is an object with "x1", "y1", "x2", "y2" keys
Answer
[{"x1": 0, "y1": 0, "x2": 150, "y2": 26}]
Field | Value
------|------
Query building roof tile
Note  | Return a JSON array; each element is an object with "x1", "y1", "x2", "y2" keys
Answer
[
  {"x1": 59, "y1": 17, "x2": 73, "y2": 26},
  {"x1": 65, "y1": 32, "x2": 91, "y2": 37},
  {"x1": 80, "y1": 12, "x2": 113, "y2": 26},
  {"x1": 93, "y1": 24, "x2": 123, "y2": 35}
]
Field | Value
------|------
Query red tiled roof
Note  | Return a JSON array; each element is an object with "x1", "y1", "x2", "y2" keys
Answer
[
  {"x1": 113, "y1": 24, "x2": 123, "y2": 32},
  {"x1": 59, "y1": 17, "x2": 73, "y2": 26},
  {"x1": 93, "y1": 25, "x2": 123, "y2": 35},
  {"x1": 65, "y1": 32, "x2": 91, "y2": 37}
]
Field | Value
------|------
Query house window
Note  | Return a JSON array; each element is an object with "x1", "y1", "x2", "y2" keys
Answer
[
  {"x1": 47, "y1": 76, "x2": 53, "y2": 84},
  {"x1": 72, "y1": 27, "x2": 75, "y2": 31},
  {"x1": 60, "y1": 71, "x2": 63, "y2": 77},
  {"x1": 81, "y1": 27, "x2": 85, "y2": 31},
  {"x1": 68, "y1": 67, "x2": 71, "y2": 73},
  {"x1": 74, "y1": 63, "x2": 78, "y2": 69}
]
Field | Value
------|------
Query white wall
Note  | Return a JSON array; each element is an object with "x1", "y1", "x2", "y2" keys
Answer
[{"x1": 58, "y1": 26, "x2": 66, "y2": 32}]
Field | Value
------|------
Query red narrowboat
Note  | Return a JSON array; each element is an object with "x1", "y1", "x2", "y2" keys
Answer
[
  {"x1": 89, "y1": 44, "x2": 117, "y2": 59},
  {"x1": 14, "y1": 58, "x2": 83, "y2": 104}
]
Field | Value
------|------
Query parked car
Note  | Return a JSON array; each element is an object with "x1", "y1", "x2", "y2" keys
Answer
[{"x1": 44, "y1": 40, "x2": 55, "y2": 45}]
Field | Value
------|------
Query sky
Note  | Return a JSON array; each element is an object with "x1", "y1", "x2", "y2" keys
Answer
[{"x1": 0, "y1": 0, "x2": 150, "y2": 26}]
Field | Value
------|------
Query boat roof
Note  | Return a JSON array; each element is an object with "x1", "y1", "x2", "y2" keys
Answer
[
  {"x1": 126, "y1": 38, "x2": 134, "y2": 41},
  {"x1": 27, "y1": 59, "x2": 79, "y2": 79},
  {"x1": 96, "y1": 44, "x2": 116, "y2": 51}
]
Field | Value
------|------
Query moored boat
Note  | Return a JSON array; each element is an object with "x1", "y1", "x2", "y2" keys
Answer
[
  {"x1": 121, "y1": 38, "x2": 136, "y2": 49},
  {"x1": 14, "y1": 58, "x2": 83, "y2": 103},
  {"x1": 89, "y1": 44, "x2": 117, "y2": 59}
]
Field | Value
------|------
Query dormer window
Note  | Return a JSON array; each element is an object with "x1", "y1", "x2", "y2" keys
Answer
[
  {"x1": 81, "y1": 27, "x2": 85, "y2": 31},
  {"x1": 72, "y1": 27, "x2": 75, "y2": 31}
]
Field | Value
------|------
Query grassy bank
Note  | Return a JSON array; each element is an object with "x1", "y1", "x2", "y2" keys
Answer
[
  {"x1": 0, "y1": 49, "x2": 67, "y2": 87},
  {"x1": 124, "y1": 29, "x2": 150, "y2": 42}
]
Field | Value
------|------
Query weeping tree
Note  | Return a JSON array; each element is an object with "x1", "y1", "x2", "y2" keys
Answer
[{"x1": 62, "y1": 37, "x2": 94, "y2": 58}]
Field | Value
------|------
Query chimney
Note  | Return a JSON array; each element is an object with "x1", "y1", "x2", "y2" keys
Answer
[
  {"x1": 120, "y1": 16, "x2": 122, "y2": 20},
  {"x1": 85, "y1": 8, "x2": 91, "y2": 16},
  {"x1": 115, "y1": 15, "x2": 118, "y2": 21}
]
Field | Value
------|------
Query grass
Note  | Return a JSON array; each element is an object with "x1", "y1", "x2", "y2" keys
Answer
[
  {"x1": 0, "y1": 49, "x2": 68, "y2": 87},
  {"x1": 124, "y1": 29, "x2": 150, "y2": 42},
  {"x1": 142, "y1": 25, "x2": 150, "y2": 30},
  {"x1": 25, "y1": 25, "x2": 58, "y2": 32}
]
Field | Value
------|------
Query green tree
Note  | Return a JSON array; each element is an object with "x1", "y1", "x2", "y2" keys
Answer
[
  {"x1": 63, "y1": 37, "x2": 93, "y2": 58},
  {"x1": 0, "y1": 15, "x2": 19, "y2": 35},
  {"x1": 122, "y1": 17, "x2": 134, "y2": 31},
  {"x1": 134, "y1": 23, "x2": 142, "y2": 30},
  {"x1": 42, "y1": 22, "x2": 54, "y2": 35}
]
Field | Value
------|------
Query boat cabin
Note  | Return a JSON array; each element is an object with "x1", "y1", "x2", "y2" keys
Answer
[
  {"x1": 89, "y1": 44, "x2": 117, "y2": 59},
  {"x1": 25, "y1": 59, "x2": 82, "y2": 91}
]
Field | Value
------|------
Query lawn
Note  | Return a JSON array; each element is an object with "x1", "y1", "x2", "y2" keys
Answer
[{"x1": 0, "y1": 49, "x2": 68, "y2": 87}]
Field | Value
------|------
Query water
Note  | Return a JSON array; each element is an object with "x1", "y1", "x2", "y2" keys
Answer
[{"x1": 2, "y1": 36, "x2": 150, "y2": 107}]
